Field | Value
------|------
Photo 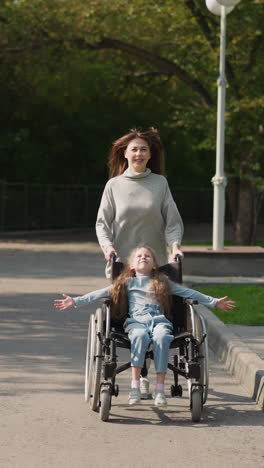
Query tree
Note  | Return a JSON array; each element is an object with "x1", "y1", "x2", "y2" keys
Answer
[{"x1": 0, "y1": 0, "x2": 263, "y2": 243}]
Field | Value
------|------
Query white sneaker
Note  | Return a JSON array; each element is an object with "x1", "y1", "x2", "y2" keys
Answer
[
  {"x1": 128, "y1": 388, "x2": 141, "y2": 405},
  {"x1": 153, "y1": 390, "x2": 167, "y2": 407},
  {"x1": 140, "y1": 377, "x2": 150, "y2": 399}
]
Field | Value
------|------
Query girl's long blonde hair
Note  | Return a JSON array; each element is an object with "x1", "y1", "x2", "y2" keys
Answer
[{"x1": 110, "y1": 246, "x2": 172, "y2": 320}]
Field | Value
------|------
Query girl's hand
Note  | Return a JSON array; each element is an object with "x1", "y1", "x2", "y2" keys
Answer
[
  {"x1": 216, "y1": 296, "x2": 236, "y2": 312},
  {"x1": 104, "y1": 246, "x2": 117, "y2": 262},
  {"x1": 54, "y1": 294, "x2": 75, "y2": 310}
]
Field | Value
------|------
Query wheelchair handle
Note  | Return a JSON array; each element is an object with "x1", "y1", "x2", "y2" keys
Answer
[
  {"x1": 175, "y1": 254, "x2": 182, "y2": 264},
  {"x1": 110, "y1": 252, "x2": 117, "y2": 263}
]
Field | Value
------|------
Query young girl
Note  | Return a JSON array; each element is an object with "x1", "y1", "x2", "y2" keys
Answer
[{"x1": 54, "y1": 246, "x2": 236, "y2": 408}]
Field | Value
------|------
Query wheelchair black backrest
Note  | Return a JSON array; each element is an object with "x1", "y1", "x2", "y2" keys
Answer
[
  {"x1": 111, "y1": 257, "x2": 182, "y2": 283},
  {"x1": 159, "y1": 262, "x2": 186, "y2": 332},
  {"x1": 111, "y1": 257, "x2": 186, "y2": 333}
]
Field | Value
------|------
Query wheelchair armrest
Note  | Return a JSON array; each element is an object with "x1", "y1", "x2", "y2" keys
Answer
[
  {"x1": 104, "y1": 299, "x2": 112, "y2": 307},
  {"x1": 185, "y1": 299, "x2": 198, "y2": 305}
]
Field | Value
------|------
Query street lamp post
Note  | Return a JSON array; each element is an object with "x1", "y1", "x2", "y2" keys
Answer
[{"x1": 205, "y1": 0, "x2": 240, "y2": 250}]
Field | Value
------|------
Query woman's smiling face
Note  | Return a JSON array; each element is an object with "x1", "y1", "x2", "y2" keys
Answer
[{"x1": 124, "y1": 138, "x2": 151, "y2": 173}]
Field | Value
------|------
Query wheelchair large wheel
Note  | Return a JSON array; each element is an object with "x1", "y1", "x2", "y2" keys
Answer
[
  {"x1": 195, "y1": 313, "x2": 209, "y2": 404},
  {"x1": 85, "y1": 308, "x2": 103, "y2": 410},
  {"x1": 185, "y1": 305, "x2": 196, "y2": 399},
  {"x1": 85, "y1": 313, "x2": 95, "y2": 403},
  {"x1": 99, "y1": 386, "x2": 111, "y2": 422},
  {"x1": 188, "y1": 306, "x2": 209, "y2": 404},
  {"x1": 191, "y1": 388, "x2": 202, "y2": 422}
]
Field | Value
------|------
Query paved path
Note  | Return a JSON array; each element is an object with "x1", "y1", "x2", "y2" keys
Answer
[
  {"x1": 225, "y1": 325, "x2": 264, "y2": 360},
  {"x1": 0, "y1": 239, "x2": 263, "y2": 468}
]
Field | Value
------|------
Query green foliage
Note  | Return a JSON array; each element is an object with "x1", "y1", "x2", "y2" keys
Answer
[
  {"x1": 0, "y1": 45, "x2": 190, "y2": 184},
  {"x1": 197, "y1": 284, "x2": 264, "y2": 326},
  {"x1": 0, "y1": 0, "x2": 263, "y2": 193}
]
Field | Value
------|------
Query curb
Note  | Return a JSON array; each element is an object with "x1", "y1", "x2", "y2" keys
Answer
[
  {"x1": 195, "y1": 304, "x2": 264, "y2": 411},
  {"x1": 182, "y1": 247, "x2": 264, "y2": 278}
]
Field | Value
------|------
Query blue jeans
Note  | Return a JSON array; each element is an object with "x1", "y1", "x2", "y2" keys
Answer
[{"x1": 124, "y1": 305, "x2": 174, "y2": 373}]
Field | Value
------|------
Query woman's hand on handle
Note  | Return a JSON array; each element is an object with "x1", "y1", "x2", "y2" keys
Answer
[
  {"x1": 170, "y1": 243, "x2": 184, "y2": 262},
  {"x1": 216, "y1": 296, "x2": 236, "y2": 312},
  {"x1": 54, "y1": 294, "x2": 75, "y2": 310},
  {"x1": 104, "y1": 246, "x2": 117, "y2": 262}
]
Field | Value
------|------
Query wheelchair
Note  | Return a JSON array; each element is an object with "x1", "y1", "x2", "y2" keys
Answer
[{"x1": 84, "y1": 256, "x2": 209, "y2": 422}]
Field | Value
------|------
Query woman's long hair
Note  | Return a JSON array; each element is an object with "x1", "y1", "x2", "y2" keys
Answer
[
  {"x1": 108, "y1": 128, "x2": 166, "y2": 178},
  {"x1": 110, "y1": 246, "x2": 172, "y2": 320}
]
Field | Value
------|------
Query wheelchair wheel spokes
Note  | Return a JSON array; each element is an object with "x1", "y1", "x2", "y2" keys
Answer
[
  {"x1": 188, "y1": 306, "x2": 209, "y2": 405},
  {"x1": 192, "y1": 311, "x2": 209, "y2": 404},
  {"x1": 198, "y1": 315, "x2": 209, "y2": 404},
  {"x1": 85, "y1": 313, "x2": 95, "y2": 403},
  {"x1": 85, "y1": 308, "x2": 103, "y2": 411},
  {"x1": 89, "y1": 308, "x2": 103, "y2": 411},
  {"x1": 185, "y1": 360, "x2": 195, "y2": 400}
]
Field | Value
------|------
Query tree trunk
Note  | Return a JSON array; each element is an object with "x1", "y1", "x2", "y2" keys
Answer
[{"x1": 227, "y1": 176, "x2": 257, "y2": 245}]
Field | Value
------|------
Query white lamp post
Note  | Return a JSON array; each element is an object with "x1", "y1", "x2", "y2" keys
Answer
[{"x1": 205, "y1": 0, "x2": 241, "y2": 250}]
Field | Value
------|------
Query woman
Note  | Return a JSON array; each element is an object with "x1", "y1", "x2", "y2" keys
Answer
[
  {"x1": 96, "y1": 128, "x2": 184, "y2": 399},
  {"x1": 96, "y1": 127, "x2": 184, "y2": 275}
]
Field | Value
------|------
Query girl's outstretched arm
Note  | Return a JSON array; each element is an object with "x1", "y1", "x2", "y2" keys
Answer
[
  {"x1": 216, "y1": 296, "x2": 236, "y2": 312},
  {"x1": 54, "y1": 285, "x2": 111, "y2": 310},
  {"x1": 54, "y1": 294, "x2": 75, "y2": 310},
  {"x1": 168, "y1": 281, "x2": 236, "y2": 310}
]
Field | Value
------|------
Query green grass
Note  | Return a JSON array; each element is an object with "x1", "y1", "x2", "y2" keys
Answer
[
  {"x1": 183, "y1": 241, "x2": 264, "y2": 248},
  {"x1": 197, "y1": 284, "x2": 264, "y2": 325}
]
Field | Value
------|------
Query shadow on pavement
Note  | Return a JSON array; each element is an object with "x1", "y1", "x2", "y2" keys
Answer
[
  {"x1": 0, "y1": 250, "x2": 105, "y2": 279},
  {"x1": 1, "y1": 293, "x2": 263, "y2": 429},
  {"x1": 0, "y1": 293, "x2": 93, "y2": 396},
  {"x1": 107, "y1": 399, "x2": 264, "y2": 427}
]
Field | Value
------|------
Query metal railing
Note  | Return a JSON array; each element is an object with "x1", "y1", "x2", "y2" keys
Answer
[
  {"x1": 0, "y1": 182, "x2": 103, "y2": 231},
  {"x1": 0, "y1": 181, "x2": 261, "y2": 232}
]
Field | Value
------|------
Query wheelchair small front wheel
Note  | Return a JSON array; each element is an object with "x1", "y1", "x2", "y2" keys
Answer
[
  {"x1": 99, "y1": 387, "x2": 111, "y2": 422},
  {"x1": 171, "y1": 384, "x2": 183, "y2": 397},
  {"x1": 191, "y1": 389, "x2": 202, "y2": 422}
]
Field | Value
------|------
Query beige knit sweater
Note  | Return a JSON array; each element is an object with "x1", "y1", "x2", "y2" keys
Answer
[{"x1": 96, "y1": 168, "x2": 183, "y2": 273}]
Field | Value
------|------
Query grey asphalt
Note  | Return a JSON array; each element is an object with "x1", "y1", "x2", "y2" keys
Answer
[
  {"x1": 1, "y1": 228, "x2": 263, "y2": 363},
  {"x1": 225, "y1": 325, "x2": 264, "y2": 360},
  {"x1": 0, "y1": 233, "x2": 264, "y2": 467}
]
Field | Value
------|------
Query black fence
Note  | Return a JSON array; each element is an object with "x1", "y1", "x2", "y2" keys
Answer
[{"x1": 0, "y1": 182, "x2": 262, "y2": 232}]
